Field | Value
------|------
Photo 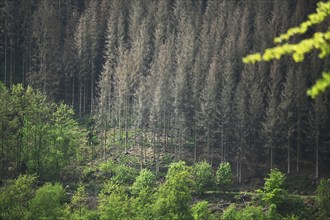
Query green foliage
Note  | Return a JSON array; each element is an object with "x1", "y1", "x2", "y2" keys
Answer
[
  {"x1": 238, "y1": 206, "x2": 265, "y2": 220},
  {"x1": 0, "y1": 84, "x2": 86, "y2": 181},
  {"x1": 112, "y1": 164, "x2": 139, "y2": 185},
  {"x1": 280, "y1": 196, "x2": 313, "y2": 219},
  {"x1": 99, "y1": 160, "x2": 116, "y2": 177},
  {"x1": 0, "y1": 174, "x2": 36, "y2": 220},
  {"x1": 153, "y1": 161, "x2": 194, "y2": 220},
  {"x1": 191, "y1": 201, "x2": 215, "y2": 220},
  {"x1": 131, "y1": 169, "x2": 156, "y2": 195},
  {"x1": 216, "y1": 162, "x2": 232, "y2": 191},
  {"x1": 267, "y1": 204, "x2": 280, "y2": 220},
  {"x1": 130, "y1": 169, "x2": 156, "y2": 219},
  {"x1": 307, "y1": 71, "x2": 330, "y2": 98},
  {"x1": 67, "y1": 184, "x2": 90, "y2": 220},
  {"x1": 29, "y1": 182, "x2": 66, "y2": 220},
  {"x1": 221, "y1": 204, "x2": 238, "y2": 220},
  {"x1": 243, "y1": 0, "x2": 330, "y2": 98},
  {"x1": 316, "y1": 179, "x2": 330, "y2": 218},
  {"x1": 222, "y1": 205, "x2": 266, "y2": 220},
  {"x1": 262, "y1": 169, "x2": 287, "y2": 206},
  {"x1": 192, "y1": 161, "x2": 214, "y2": 194},
  {"x1": 99, "y1": 160, "x2": 138, "y2": 185},
  {"x1": 98, "y1": 181, "x2": 131, "y2": 220}
]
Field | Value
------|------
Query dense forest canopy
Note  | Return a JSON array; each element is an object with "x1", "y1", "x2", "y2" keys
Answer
[{"x1": 1, "y1": 0, "x2": 330, "y2": 181}]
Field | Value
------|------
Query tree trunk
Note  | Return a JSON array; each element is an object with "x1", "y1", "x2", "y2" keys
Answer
[
  {"x1": 103, "y1": 120, "x2": 107, "y2": 159},
  {"x1": 79, "y1": 80, "x2": 82, "y2": 118},
  {"x1": 1, "y1": 120, "x2": 4, "y2": 183},
  {"x1": 83, "y1": 79, "x2": 86, "y2": 114},
  {"x1": 297, "y1": 111, "x2": 301, "y2": 172},
  {"x1": 163, "y1": 105, "x2": 167, "y2": 153},
  {"x1": 287, "y1": 134, "x2": 292, "y2": 174},
  {"x1": 194, "y1": 126, "x2": 197, "y2": 162},
  {"x1": 4, "y1": 18, "x2": 7, "y2": 87},
  {"x1": 221, "y1": 121, "x2": 224, "y2": 162},
  {"x1": 140, "y1": 124, "x2": 144, "y2": 170},
  {"x1": 72, "y1": 74, "x2": 75, "y2": 107},
  {"x1": 270, "y1": 144, "x2": 273, "y2": 170},
  {"x1": 206, "y1": 126, "x2": 210, "y2": 163},
  {"x1": 315, "y1": 112, "x2": 320, "y2": 179},
  {"x1": 90, "y1": 56, "x2": 94, "y2": 113},
  {"x1": 10, "y1": 43, "x2": 13, "y2": 88},
  {"x1": 124, "y1": 95, "x2": 128, "y2": 154}
]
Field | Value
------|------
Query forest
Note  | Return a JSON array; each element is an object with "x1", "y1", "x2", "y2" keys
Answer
[{"x1": 0, "y1": 0, "x2": 330, "y2": 219}]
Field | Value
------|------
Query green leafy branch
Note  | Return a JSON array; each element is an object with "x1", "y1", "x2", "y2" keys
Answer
[{"x1": 243, "y1": 0, "x2": 330, "y2": 98}]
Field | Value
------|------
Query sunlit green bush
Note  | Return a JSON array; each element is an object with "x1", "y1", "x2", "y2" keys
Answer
[
  {"x1": 29, "y1": 182, "x2": 66, "y2": 220},
  {"x1": 216, "y1": 162, "x2": 232, "y2": 191},
  {"x1": 131, "y1": 169, "x2": 156, "y2": 195},
  {"x1": 98, "y1": 181, "x2": 131, "y2": 220},
  {"x1": 153, "y1": 161, "x2": 195, "y2": 219},
  {"x1": 261, "y1": 169, "x2": 287, "y2": 206},
  {"x1": 0, "y1": 174, "x2": 36, "y2": 220},
  {"x1": 222, "y1": 204, "x2": 266, "y2": 220},
  {"x1": 316, "y1": 179, "x2": 330, "y2": 218},
  {"x1": 192, "y1": 161, "x2": 214, "y2": 194},
  {"x1": 191, "y1": 201, "x2": 215, "y2": 220}
]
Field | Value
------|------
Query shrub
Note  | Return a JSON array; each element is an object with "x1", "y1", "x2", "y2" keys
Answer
[
  {"x1": 130, "y1": 169, "x2": 156, "y2": 219},
  {"x1": 316, "y1": 179, "x2": 330, "y2": 218},
  {"x1": 222, "y1": 205, "x2": 266, "y2": 220},
  {"x1": 222, "y1": 204, "x2": 239, "y2": 220},
  {"x1": 238, "y1": 205, "x2": 265, "y2": 220},
  {"x1": 67, "y1": 184, "x2": 91, "y2": 220},
  {"x1": 99, "y1": 161, "x2": 138, "y2": 185},
  {"x1": 112, "y1": 164, "x2": 139, "y2": 185},
  {"x1": 262, "y1": 169, "x2": 286, "y2": 206},
  {"x1": 131, "y1": 169, "x2": 156, "y2": 195},
  {"x1": 153, "y1": 161, "x2": 195, "y2": 219},
  {"x1": 0, "y1": 174, "x2": 36, "y2": 220},
  {"x1": 99, "y1": 160, "x2": 116, "y2": 177},
  {"x1": 98, "y1": 181, "x2": 131, "y2": 220},
  {"x1": 266, "y1": 204, "x2": 280, "y2": 220},
  {"x1": 216, "y1": 162, "x2": 232, "y2": 191},
  {"x1": 192, "y1": 161, "x2": 214, "y2": 194},
  {"x1": 191, "y1": 201, "x2": 215, "y2": 220},
  {"x1": 29, "y1": 182, "x2": 66, "y2": 220}
]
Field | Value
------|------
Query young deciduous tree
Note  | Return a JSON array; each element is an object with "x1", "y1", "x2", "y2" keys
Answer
[
  {"x1": 29, "y1": 183, "x2": 66, "y2": 220},
  {"x1": 153, "y1": 161, "x2": 194, "y2": 219}
]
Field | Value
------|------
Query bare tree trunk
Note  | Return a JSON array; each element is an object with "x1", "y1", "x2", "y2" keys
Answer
[
  {"x1": 103, "y1": 120, "x2": 107, "y2": 159},
  {"x1": 91, "y1": 56, "x2": 94, "y2": 113},
  {"x1": 221, "y1": 121, "x2": 225, "y2": 162},
  {"x1": 10, "y1": 39, "x2": 13, "y2": 88},
  {"x1": 270, "y1": 144, "x2": 273, "y2": 170},
  {"x1": 79, "y1": 80, "x2": 82, "y2": 118},
  {"x1": 156, "y1": 138, "x2": 160, "y2": 176},
  {"x1": 163, "y1": 105, "x2": 167, "y2": 153},
  {"x1": 297, "y1": 111, "x2": 301, "y2": 172},
  {"x1": 83, "y1": 79, "x2": 86, "y2": 114},
  {"x1": 315, "y1": 111, "x2": 320, "y2": 179},
  {"x1": 140, "y1": 125, "x2": 143, "y2": 170},
  {"x1": 236, "y1": 148, "x2": 239, "y2": 182},
  {"x1": 206, "y1": 126, "x2": 210, "y2": 163},
  {"x1": 4, "y1": 19, "x2": 7, "y2": 87},
  {"x1": 287, "y1": 135, "x2": 291, "y2": 174},
  {"x1": 1, "y1": 120, "x2": 4, "y2": 183},
  {"x1": 194, "y1": 127, "x2": 197, "y2": 162},
  {"x1": 124, "y1": 95, "x2": 128, "y2": 154},
  {"x1": 72, "y1": 74, "x2": 75, "y2": 107}
]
